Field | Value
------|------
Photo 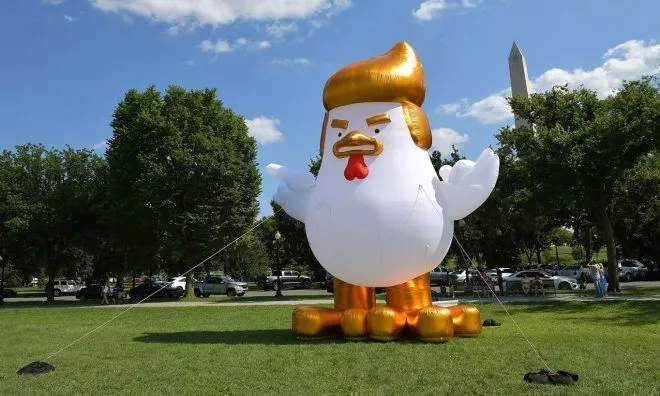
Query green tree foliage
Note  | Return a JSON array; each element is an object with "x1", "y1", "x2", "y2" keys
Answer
[
  {"x1": 107, "y1": 85, "x2": 261, "y2": 296},
  {"x1": 0, "y1": 144, "x2": 104, "y2": 301},
  {"x1": 502, "y1": 76, "x2": 660, "y2": 291},
  {"x1": 612, "y1": 152, "x2": 660, "y2": 265},
  {"x1": 222, "y1": 232, "x2": 270, "y2": 280}
]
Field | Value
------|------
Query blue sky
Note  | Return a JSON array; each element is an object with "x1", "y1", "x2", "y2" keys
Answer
[{"x1": 1, "y1": 0, "x2": 659, "y2": 217}]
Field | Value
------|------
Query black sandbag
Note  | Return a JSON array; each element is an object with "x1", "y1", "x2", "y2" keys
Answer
[
  {"x1": 524, "y1": 369, "x2": 577, "y2": 386},
  {"x1": 17, "y1": 361, "x2": 55, "y2": 376},
  {"x1": 482, "y1": 319, "x2": 502, "y2": 326}
]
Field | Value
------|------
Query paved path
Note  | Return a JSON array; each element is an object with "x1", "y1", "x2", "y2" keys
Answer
[
  {"x1": 3, "y1": 280, "x2": 658, "y2": 308},
  {"x1": 9, "y1": 294, "x2": 655, "y2": 310}
]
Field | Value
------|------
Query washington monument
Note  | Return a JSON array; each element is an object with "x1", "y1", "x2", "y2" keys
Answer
[{"x1": 508, "y1": 41, "x2": 531, "y2": 128}]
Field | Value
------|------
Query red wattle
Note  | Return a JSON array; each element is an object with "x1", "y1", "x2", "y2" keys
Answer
[{"x1": 344, "y1": 155, "x2": 369, "y2": 181}]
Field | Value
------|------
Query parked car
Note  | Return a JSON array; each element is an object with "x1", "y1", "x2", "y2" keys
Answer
[
  {"x1": 52, "y1": 279, "x2": 83, "y2": 296},
  {"x1": 503, "y1": 270, "x2": 578, "y2": 294},
  {"x1": 2, "y1": 287, "x2": 18, "y2": 298},
  {"x1": 430, "y1": 267, "x2": 451, "y2": 286},
  {"x1": 451, "y1": 269, "x2": 483, "y2": 284},
  {"x1": 76, "y1": 284, "x2": 103, "y2": 301},
  {"x1": 617, "y1": 259, "x2": 647, "y2": 282},
  {"x1": 257, "y1": 270, "x2": 313, "y2": 291},
  {"x1": 194, "y1": 275, "x2": 248, "y2": 297},
  {"x1": 165, "y1": 276, "x2": 196, "y2": 292},
  {"x1": 558, "y1": 265, "x2": 592, "y2": 281},
  {"x1": 129, "y1": 281, "x2": 183, "y2": 300},
  {"x1": 485, "y1": 268, "x2": 516, "y2": 284}
]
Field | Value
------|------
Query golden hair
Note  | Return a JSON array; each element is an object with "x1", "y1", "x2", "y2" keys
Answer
[{"x1": 320, "y1": 41, "x2": 431, "y2": 154}]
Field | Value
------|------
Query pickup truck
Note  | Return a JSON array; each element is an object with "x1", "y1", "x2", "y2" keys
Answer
[
  {"x1": 257, "y1": 270, "x2": 312, "y2": 291},
  {"x1": 194, "y1": 275, "x2": 248, "y2": 297}
]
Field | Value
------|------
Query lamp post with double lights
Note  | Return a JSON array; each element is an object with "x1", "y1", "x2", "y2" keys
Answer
[{"x1": 274, "y1": 231, "x2": 283, "y2": 297}]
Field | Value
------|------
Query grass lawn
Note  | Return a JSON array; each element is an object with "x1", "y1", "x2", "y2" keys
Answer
[{"x1": 1, "y1": 301, "x2": 659, "y2": 395}]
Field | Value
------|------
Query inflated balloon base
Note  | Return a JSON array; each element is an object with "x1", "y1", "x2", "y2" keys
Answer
[
  {"x1": 17, "y1": 361, "x2": 55, "y2": 376},
  {"x1": 524, "y1": 370, "x2": 578, "y2": 386}
]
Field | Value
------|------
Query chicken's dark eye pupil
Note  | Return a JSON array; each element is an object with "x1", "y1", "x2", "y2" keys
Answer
[
  {"x1": 338, "y1": 132, "x2": 342, "y2": 137},
  {"x1": 375, "y1": 129, "x2": 380, "y2": 134}
]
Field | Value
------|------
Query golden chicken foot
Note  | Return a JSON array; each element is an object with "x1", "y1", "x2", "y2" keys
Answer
[{"x1": 291, "y1": 274, "x2": 482, "y2": 342}]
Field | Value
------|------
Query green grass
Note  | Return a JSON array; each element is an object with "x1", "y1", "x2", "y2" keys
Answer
[{"x1": 1, "y1": 301, "x2": 659, "y2": 395}]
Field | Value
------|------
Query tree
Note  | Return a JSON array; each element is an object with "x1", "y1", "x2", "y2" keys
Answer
[
  {"x1": 504, "y1": 76, "x2": 660, "y2": 291},
  {"x1": 107, "y1": 85, "x2": 261, "y2": 297},
  {"x1": 611, "y1": 152, "x2": 660, "y2": 265},
  {"x1": 0, "y1": 150, "x2": 35, "y2": 286},
  {"x1": 2, "y1": 144, "x2": 104, "y2": 301},
  {"x1": 222, "y1": 232, "x2": 270, "y2": 280}
]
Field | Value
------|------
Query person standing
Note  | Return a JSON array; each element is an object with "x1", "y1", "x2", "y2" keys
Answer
[
  {"x1": 101, "y1": 280, "x2": 112, "y2": 305},
  {"x1": 588, "y1": 261, "x2": 602, "y2": 297},
  {"x1": 578, "y1": 272, "x2": 588, "y2": 297},
  {"x1": 496, "y1": 268, "x2": 504, "y2": 296},
  {"x1": 598, "y1": 263, "x2": 608, "y2": 297}
]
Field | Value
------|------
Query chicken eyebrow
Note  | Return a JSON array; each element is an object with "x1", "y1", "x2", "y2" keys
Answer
[
  {"x1": 331, "y1": 119, "x2": 349, "y2": 129},
  {"x1": 366, "y1": 113, "x2": 391, "y2": 126}
]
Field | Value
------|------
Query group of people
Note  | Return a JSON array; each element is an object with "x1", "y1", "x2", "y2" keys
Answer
[
  {"x1": 101, "y1": 280, "x2": 126, "y2": 305},
  {"x1": 583, "y1": 260, "x2": 608, "y2": 297}
]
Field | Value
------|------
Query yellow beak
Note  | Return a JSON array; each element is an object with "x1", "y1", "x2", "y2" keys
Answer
[{"x1": 332, "y1": 131, "x2": 383, "y2": 158}]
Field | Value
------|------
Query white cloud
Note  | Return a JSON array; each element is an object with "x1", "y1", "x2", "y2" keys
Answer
[
  {"x1": 270, "y1": 58, "x2": 310, "y2": 66},
  {"x1": 167, "y1": 24, "x2": 182, "y2": 35},
  {"x1": 440, "y1": 39, "x2": 660, "y2": 124},
  {"x1": 43, "y1": 0, "x2": 65, "y2": 5},
  {"x1": 63, "y1": 14, "x2": 79, "y2": 22},
  {"x1": 199, "y1": 39, "x2": 233, "y2": 53},
  {"x1": 437, "y1": 101, "x2": 464, "y2": 114},
  {"x1": 413, "y1": 0, "x2": 448, "y2": 21},
  {"x1": 245, "y1": 117, "x2": 284, "y2": 144},
  {"x1": 199, "y1": 37, "x2": 270, "y2": 54},
  {"x1": 255, "y1": 40, "x2": 271, "y2": 49},
  {"x1": 185, "y1": 60, "x2": 195, "y2": 66},
  {"x1": 92, "y1": 140, "x2": 108, "y2": 150},
  {"x1": 412, "y1": 0, "x2": 480, "y2": 21},
  {"x1": 266, "y1": 22, "x2": 298, "y2": 38},
  {"x1": 429, "y1": 128, "x2": 469, "y2": 155},
  {"x1": 89, "y1": 0, "x2": 352, "y2": 28}
]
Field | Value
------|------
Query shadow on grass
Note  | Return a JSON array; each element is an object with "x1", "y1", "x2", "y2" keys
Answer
[
  {"x1": 133, "y1": 329, "x2": 345, "y2": 345},
  {"x1": 509, "y1": 300, "x2": 660, "y2": 327}
]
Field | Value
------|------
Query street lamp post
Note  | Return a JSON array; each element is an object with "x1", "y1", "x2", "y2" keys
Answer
[
  {"x1": 0, "y1": 255, "x2": 5, "y2": 305},
  {"x1": 274, "y1": 231, "x2": 283, "y2": 297}
]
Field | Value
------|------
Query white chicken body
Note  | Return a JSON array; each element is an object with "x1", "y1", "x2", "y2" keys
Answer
[{"x1": 305, "y1": 102, "x2": 453, "y2": 287}]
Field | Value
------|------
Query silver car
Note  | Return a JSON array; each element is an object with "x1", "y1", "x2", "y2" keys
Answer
[
  {"x1": 618, "y1": 259, "x2": 647, "y2": 282},
  {"x1": 52, "y1": 279, "x2": 83, "y2": 296},
  {"x1": 503, "y1": 270, "x2": 578, "y2": 294}
]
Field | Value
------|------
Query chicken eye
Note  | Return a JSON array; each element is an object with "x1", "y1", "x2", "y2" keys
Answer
[
  {"x1": 338, "y1": 132, "x2": 342, "y2": 137},
  {"x1": 375, "y1": 129, "x2": 380, "y2": 134}
]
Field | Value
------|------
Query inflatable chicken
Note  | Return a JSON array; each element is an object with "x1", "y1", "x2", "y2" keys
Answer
[{"x1": 266, "y1": 41, "x2": 499, "y2": 342}]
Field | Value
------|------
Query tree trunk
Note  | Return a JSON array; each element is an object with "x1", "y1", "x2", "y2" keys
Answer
[
  {"x1": 46, "y1": 269, "x2": 56, "y2": 303},
  {"x1": 535, "y1": 247, "x2": 542, "y2": 265},
  {"x1": 524, "y1": 250, "x2": 533, "y2": 265},
  {"x1": 599, "y1": 206, "x2": 620, "y2": 292},
  {"x1": 584, "y1": 225, "x2": 593, "y2": 264}
]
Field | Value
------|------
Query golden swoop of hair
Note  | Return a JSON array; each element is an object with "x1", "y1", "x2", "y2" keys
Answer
[{"x1": 320, "y1": 41, "x2": 432, "y2": 154}]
